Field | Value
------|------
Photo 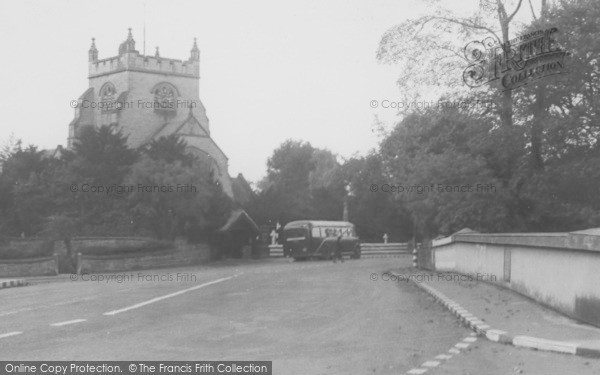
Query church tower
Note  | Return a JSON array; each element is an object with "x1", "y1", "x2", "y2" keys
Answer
[{"x1": 69, "y1": 29, "x2": 233, "y2": 197}]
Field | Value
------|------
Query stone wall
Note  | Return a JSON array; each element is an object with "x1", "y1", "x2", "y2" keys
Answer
[
  {"x1": 0, "y1": 255, "x2": 59, "y2": 277},
  {"x1": 0, "y1": 237, "x2": 210, "y2": 276},
  {"x1": 53, "y1": 237, "x2": 162, "y2": 273},
  {"x1": 69, "y1": 237, "x2": 156, "y2": 253},
  {"x1": 0, "y1": 238, "x2": 54, "y2": 259},
  {"x1": 76, "y1": 243, "x2": 211, "y2": 274}
]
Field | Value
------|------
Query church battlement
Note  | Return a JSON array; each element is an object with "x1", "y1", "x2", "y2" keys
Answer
[
  {"x1": 88, "y1": 29, "x2": 200, "y2": 78},
  {"x1": 89, "y1": 54, "x2": 199, "y2": 78}
]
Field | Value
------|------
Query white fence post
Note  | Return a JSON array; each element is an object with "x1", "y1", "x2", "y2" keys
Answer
[{"x1": 412, "y1": 245, "x2": 418, "y2": 268}]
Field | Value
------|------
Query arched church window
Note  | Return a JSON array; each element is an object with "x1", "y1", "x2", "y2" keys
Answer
[
  {"x1": 99, "y1": 82, "x2": 116, "y2": 101},
  {"x1": 152, "y1": 83, "x2": 178, "y2": 114},
  {"x1": 99, "y1": 82, "x2": 117, "y2": 113}
]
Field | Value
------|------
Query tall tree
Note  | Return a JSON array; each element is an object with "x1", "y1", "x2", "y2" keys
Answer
[
  {"x1": 377, "y1": 0, "x2": 529, "y2": 128},
  {"x1": 70, "y1": 125, "x2": 138, "y2": 184},
  {"x1": 261, "y1": 140, "x2": 317, "y2": 223},
  {"x1": 308, "y1": 149, "x2": 345, "y2": 220},
  {"x1": 0, "y1": 143, "x2": 50, "y2": 236},
  {"x1": 508, "y1": 0, "x2": 600, "y2": 229},
  {"x1": 143, "y1": 134, "x2": 197, "y2": 167},
  {"x1": 125, "y1": 157, "x2": 214, "y2": 240},
  {"x1": 519, "y1": 0, "x2": 600, "y2": 160},
  {"x1": 380, "y1": 107, "x2": 519, "y2": 238},
  {"x1": 126, "y1": 132, "x2": 232, "y2": 241},
  {"x1": 341, "y1": 155, "x2": 413, "y2": 242},
  {"x1": 68, "y1": 125, "x2": 138, "y2": 235}
]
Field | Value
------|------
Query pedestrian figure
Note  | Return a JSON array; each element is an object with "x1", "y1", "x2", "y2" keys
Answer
[{"x1": 333, "y1": 235, "x2": 344, "y2": 263}]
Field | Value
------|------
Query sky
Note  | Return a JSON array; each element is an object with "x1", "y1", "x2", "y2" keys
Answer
[{"x1": 0, "y1": 0, "x2": 536, "y2": 184}]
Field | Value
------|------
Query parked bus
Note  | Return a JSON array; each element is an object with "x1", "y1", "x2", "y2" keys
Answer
[{"x1": 282, "y1": 220, "x2": 360, "y2": 261}]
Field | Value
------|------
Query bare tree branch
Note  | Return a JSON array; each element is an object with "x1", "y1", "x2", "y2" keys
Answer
[
  {"x1": 421, "y1": 16, "x2": 502, "y2": 44},
  {"x1": 496, "y1": 0, "x2": 508, "y2": 23},
  {"x1": 507, "y1": 0, "x2": 524, "y2": 23},
  {"x1": 528, "y1": 0, "x2": 538, "y2": 20}
]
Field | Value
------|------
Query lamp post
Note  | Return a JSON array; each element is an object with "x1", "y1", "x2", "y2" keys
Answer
[{"x1": 343, "y1": 181, "x2": 353, "y2": 221}]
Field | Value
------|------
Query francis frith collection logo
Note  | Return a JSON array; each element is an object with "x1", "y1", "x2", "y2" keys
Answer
[{"x1": 463, "y1": 27, "x2": 569, "y2": 91}]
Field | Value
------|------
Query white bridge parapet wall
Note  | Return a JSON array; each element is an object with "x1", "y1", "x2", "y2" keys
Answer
[{"x1": 430, "y1": 229, "x2": 600, "y2": 328}]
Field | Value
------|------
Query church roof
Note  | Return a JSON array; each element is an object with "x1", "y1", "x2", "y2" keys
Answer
[
  {"x1": 40, "y1": 145, "x2": 65, "y2": 159},
  {"x1": 218, "y1": 209, "x2": 260, "y2": 234},
  {"x1": 147, "y1": 111, "x2": 229, "y2": 162},
  {"x1": 68, "y1": 87, "x2": 94, "y2": 123},
  {"x1": 150, "y1": 110, "x2": 209, "y2": 140}
]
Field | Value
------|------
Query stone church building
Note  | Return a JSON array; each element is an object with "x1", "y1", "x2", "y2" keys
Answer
[
  {"x1": 67, "y1": 29, "x2": 260, "y2": 257},
  {"x1": 69, "y1": 28, "x2": 235, "y2": 197}
]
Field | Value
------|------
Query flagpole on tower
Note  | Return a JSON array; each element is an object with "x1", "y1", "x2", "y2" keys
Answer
[{"x1": 143, "y1": 1, "x2": 146, "y2": 55}]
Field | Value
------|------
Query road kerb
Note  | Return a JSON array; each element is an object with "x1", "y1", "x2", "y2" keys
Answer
[
  {"x1": 513, "y1": 336, "x2": 578, "y2": 354},
  {"x1": 0, "y1": 279, "x2": 28, "y2": 290},
  {"x1": 391, "y1": 271, "x2": 600, "y2": 358}
]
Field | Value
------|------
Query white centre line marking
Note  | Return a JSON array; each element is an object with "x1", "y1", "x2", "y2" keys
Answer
[
  {"x1": 50, "y1": 319, "x2": 87, "y2": 327},
  {"x1": 0, "y1": 307, "x2": 34, "y2": 317},
  {"x1": 0, "y1": 331, "x2": 23, "y2": 339},
  {"x1": 0, "y1": 296, "x2": 97, "y2": 317},
  {"x1": 275, "y1": 309, "x2": 334, "y2": 318},
  {"x1": 463, "y1": 336, "x2": 478, "y2": 342},
  {"x1": 103, "y1": 275, "x2": 238, "y2": 316}
]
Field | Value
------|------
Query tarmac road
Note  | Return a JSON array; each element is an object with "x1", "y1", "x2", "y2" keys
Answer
[{"x1": 0, "y1": 256, "x2": 598, "y2": 374}]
